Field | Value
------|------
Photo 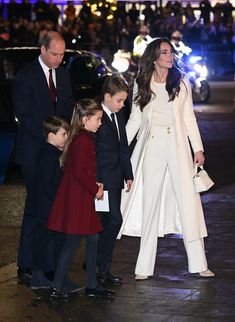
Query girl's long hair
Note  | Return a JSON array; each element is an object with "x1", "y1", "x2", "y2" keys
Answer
[
  {"x1": 60, "y1": 98, "x2": 102, "y2": 166},
  {"x1": 134, "y1": 37, "x2": 184, "y2": 111}
]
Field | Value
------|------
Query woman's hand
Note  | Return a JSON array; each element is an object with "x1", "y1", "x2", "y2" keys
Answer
[{"x1": 194, "y1": 151, "x2": 205, "y2": 167}]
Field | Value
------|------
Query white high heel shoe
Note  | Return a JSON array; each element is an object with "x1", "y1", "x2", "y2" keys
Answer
[
  {"x1": 199, "y1": 269, "x2": 215, "y2": 277},
  {"x1": 135, "y1": 275, "x2": 148, "y2": 281}
]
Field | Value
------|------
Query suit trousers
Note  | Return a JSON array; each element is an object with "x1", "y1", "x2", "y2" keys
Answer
[
  {"x1": 135, "y1": 126, "x2": 208, "y2": 276},
  {"x1": 97, "y1": 188, "x2": 122, "y2": 273},
  {"x1": 17, "y1": 165, "x2": 36, "y2": 269}
]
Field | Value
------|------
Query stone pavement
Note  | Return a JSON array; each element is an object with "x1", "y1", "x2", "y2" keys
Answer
[{"x1": 0, "y1": 82, "x2": 234, "y2": 321}]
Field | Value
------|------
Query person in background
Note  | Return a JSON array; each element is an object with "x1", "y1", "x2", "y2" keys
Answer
[
  {"x1": 12, "y1": 31, "x2": 74, "y2": 281},
  {"x1": 118, "y1": 37, "x2": 215, "y2": 280},
  {"x1": 128, "y1": 4, "x2": 139, "y2": 24},
  {"x1": 64, "y1": 1, "x2": 76, "y2": 25},
  {"x1": 142, "y1": 3, "x2": 154, "y2": 25},
  {"x1": 171, "y1": 30, "x2": 192, "y2": 59},
  {"x1": 133, "y1": 25, "x2": 153, "y2": 57},
  {"x1": 199, "y1": 0, "x2": 212, "y2": 25},
  {"x1": 95, "y1": 75, "x2": 133, "y2": 285},
  {"x1": 47, "y1": 99, "x2": 113, "y2": 299}
]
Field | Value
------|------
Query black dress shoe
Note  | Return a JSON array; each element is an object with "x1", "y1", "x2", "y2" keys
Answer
[
  {"x1": 50, "y1": 287, "x2": 69, "y2": 299},
  {"x1": 17, "y1": 267, "x2": 32, "y2": 282},
  {"x1": 97, "y1": 272, "x2": 122, "y2": 284},
  {"x1": 85, "y1": 285, "x2": 114, "y2": 298},
  {"x1": 44, "y1": 271, "x2": 55, "y2": 281},
  {"x1": 63, "y1": 277, "x2": 84, "y2": 294},
  {"x1": 17, "y1": 267, "x2": 32, "y2": 277},
  {"x1": 106, "y1": 272, "x2": 122, "y2": 283},
  {"x1": 30, "y1": 273, "x2": 51, "y2": 290}
]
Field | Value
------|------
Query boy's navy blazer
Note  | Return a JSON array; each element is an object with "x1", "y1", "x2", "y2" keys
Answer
[
  {"x1": 33, "y1": 142, "x2": 62, "y2": 223},
  {"x1": 95, "y1": 109, "x2": 133, "y2": 189},
  {"x1": 12, "y1": 59, "x2": 74, "y2": 166}
]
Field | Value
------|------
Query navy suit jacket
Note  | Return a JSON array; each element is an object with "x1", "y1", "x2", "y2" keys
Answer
[
  {"x1": 12, "y1": 58, "x2": 74, "y2": 166},
  {"x1": 95, "y1": 109, "x2": 133, "y2": 189},
  {"x1": 33, "y1": 141, "x2": 62, "y2": 223},
  {"x1": 32, "y1": 141, "x2": 65, "y2": 271}
]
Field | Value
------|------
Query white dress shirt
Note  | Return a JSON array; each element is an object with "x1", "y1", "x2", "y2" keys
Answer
[
  {"x1": 102, "y1": 103, "x2": 120, "y2": 139},
  {"x1": 38, "y1": 56, "x2": 56, "y2": 87}
]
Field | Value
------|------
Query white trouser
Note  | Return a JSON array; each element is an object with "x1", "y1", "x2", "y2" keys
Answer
[{"x1": 135, "y1": 126, "x2": 208, "y2": 276}]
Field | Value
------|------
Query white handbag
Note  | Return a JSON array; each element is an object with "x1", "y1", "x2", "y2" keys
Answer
[{"x1": 193, "y1": 165, "x2": 214, "y2": 193}]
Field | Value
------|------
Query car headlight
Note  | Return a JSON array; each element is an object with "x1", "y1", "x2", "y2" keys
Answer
[
  {"x1": 194, "y1": 63, "x2": 208, "y2": 78},
  {"x1": 200, "y1": 65, "x2": 208, "y2": 78},
  {"x1": 189, "y1": 55, "x2": 202, "y2": 64}
]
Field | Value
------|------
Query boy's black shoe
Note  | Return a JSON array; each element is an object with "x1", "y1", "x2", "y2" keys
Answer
[
  {"x1": 97, "y1": 272, "x2": 122, "y2": 285},
  {"x1": 63, "y1": 275, "x2": 84, "y2": 294},
  {"x1": 44, "y1": 271, "x2": 55, "y2": 281},
  {"x1": 50, "y1": 287, "x2": 69, "y2": 299},
  {"x1": 30, "y1": 275, "x2": 51, "y2": 290},
  {"x1": 63, "y1": 283, "x2": 84, "y2": 294},
  {"x1": 17, "y1": 267, "x2": 32, "y2": 277},
  {"x1": 17, "y1": 267, "x2": 32, "y2": 283},
  {"x1": 85, "y1": 285, "x2": 115, "y2": 298}
]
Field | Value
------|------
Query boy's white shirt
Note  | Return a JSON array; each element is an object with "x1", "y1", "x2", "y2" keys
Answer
[{"x1": 102, "y1": 103, "x2": 120, "y2": 137}]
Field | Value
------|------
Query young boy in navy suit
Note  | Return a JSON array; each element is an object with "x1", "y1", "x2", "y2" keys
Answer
[
  {"x1": 30, "y1": 116, "x2": 70, "y2": 289},
  {"x1": 95, "y1": 75, "x2": 133, "y2": 284}
]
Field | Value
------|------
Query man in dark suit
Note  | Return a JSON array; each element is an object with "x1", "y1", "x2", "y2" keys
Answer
[
  {"x1": 95, "y1": 75, "x2": 133, "y2": 284},
  {"x1": 12, "y1": 31, "x2": 74, "y2": 280}
]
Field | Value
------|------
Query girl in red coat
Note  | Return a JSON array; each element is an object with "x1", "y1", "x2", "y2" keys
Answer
[{"x1": 47, "y1": 99, "x2": 110, "y2": 298}]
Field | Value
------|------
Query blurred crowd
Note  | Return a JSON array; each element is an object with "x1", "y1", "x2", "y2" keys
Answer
[{"x1": 0, "y1": 0, "x2": 234, "y2": 53}]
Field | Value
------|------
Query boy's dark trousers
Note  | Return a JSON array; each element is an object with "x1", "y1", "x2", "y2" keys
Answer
[
  {"x1": 97, "y1": 188, "x2": 122, "y2": 275},
  {"x1": 32, "y1": 218, "x2": 65, "y2": 273}
]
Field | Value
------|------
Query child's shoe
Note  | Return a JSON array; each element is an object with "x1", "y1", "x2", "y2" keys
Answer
[
  {"x1": 50, "y1": 287, "x2": 69, "y2": 299},
  {"x1": 30, "y1": 270, "x2": 51, "y2": 289}
]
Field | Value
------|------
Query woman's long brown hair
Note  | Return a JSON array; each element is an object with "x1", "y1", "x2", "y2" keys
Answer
[{"x1": 134, "y1": 37, "x2": 184, "y2": 111}]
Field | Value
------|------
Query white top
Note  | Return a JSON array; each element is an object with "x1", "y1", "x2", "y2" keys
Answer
[
  {"x1": 151, "y1": 82, "x2": 173, "y2": 128},
  {"x1": 38, "y1": 56, "x2": 56, "y2": 87},
  {"x1": 102, "y1": 103, "x2": 113, "y2": 121}
]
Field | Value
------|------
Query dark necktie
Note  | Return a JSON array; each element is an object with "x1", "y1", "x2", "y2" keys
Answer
[
  {"x1": 111, "y1": 113, "x2": 119, "y2": 140},
  {"x1": 48, "y1": 69, "x2": 57, "y2": 106}
]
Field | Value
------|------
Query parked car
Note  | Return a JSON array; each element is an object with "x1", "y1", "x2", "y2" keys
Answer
[
  {"x1": 66, "y1": 52, "x2": 113, "y2": 100},
  {"x1": 0, "y1": 47, "x2": 115, "y2": 130}
]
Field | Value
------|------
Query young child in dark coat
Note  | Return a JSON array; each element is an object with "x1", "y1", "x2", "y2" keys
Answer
[{"x1": 30, "y1": 116, "x2": 69, "y2": 289}]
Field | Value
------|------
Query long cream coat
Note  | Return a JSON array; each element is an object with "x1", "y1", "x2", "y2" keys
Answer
[{"x1": 118, "y1": 76, "x2": 208, "y2": 242}]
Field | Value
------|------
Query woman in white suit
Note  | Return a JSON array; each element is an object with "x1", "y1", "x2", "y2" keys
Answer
[{"x1": 118, "y1": 38, "x2": 215, "y2": 280}]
